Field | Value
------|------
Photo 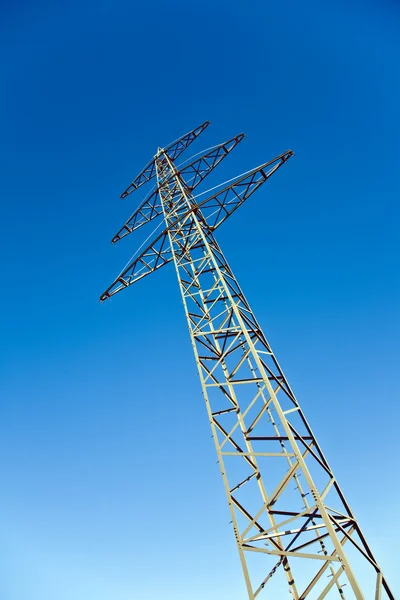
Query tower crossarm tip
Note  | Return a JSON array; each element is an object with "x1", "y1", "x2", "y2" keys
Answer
[
  {"x1": 100, "y1": 227, "x2": 172, "y2": 301},
  {"x1": 112, "y1": 133, "x2": 245, "y2": 244},
  {"x1": 120, "y1": 120, "x2": 210, "y2": 199},
  {"x1": 164, "y1": 120, "x2": 210, "y2": 160},
  {"x1": 195, "y1": 149, "x2": 294, "y2": 231}
]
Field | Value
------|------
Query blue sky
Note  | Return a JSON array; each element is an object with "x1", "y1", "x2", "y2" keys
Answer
[{"x1": 1, "y1": 1, "x2": 399, "y2": 598}]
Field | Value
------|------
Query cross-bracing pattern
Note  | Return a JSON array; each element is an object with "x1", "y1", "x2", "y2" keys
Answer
[
  {"x1": 120, "y1": 120, "x2": 210, "y2": 197},
  {"x1": 101, "y1": 122, "x2": 394, "y2": 599},
  {"x1": 112, "y1": 132, "x2": 244, "y2": 243}
]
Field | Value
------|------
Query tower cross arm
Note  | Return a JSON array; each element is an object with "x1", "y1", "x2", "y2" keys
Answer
[
  {"x1": 100, "y1": 227, "x2": 172, "y2": 301},
  {"x1": 111, "y1": 187, "x2": 162, "y2": 244},
  {"x1": 111, "y1": 133, "x2": 245, "y2": 243},
  {"x1": 120, "y1": 120, "x2": 210, "y2": 198},
  {"x1": 199, "y1": 150, "x2": 294, "y2": 231},
  {"x1": 101, "y1": 149, "x2": 293, "y2": 301}
]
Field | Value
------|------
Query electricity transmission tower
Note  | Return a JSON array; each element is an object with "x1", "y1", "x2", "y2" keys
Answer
[{"x1": 100, "y1": 122, "x2": 394, "y2": 599}]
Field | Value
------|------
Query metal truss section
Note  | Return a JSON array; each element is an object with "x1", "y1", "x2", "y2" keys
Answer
[
  {"x1": 112, "y1": 188, "x2": 162, "y2": 244},
  {"x1": 100, "y1": 150, "x2": 293, "y2": 302},
  {"x1": 112, "y1": 133, "x2": 245, "y2": 244},
  {"x1": 120, "y1": 120, "x2": 210, "y2": 198},
  {"x1": 199, "y1": 150, "x2": 293, "y2": 230},
  {"x1": 175, "y1": 133, "x2": 244, "y2": 191},
  {"x1": 101, "y1": 126, "x2": 394, "y2": 599},
  {"x1": 103, "y1": 151, "x2": 293, "y2": 299},
  {"x1": 101, "y1": 228, "x2": 172, "y2": 300}
]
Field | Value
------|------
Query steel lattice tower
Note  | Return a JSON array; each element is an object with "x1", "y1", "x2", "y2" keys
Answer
[{"x1": 100, "y1": 122, "x2": 394, "y2": 599}]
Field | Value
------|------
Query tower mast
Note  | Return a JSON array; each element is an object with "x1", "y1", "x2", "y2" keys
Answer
[{"x1": 101, "y1": 122, "x2": 394, "y2": 599}]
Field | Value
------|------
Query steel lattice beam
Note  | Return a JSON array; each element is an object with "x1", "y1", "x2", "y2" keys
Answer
[{"x1": 120, "y1": 120, "x2": 210, "y2": 198}]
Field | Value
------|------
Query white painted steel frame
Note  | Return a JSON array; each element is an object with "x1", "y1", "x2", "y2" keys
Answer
[
  {"x1": 101, "y1": 124, "x2": 394, "y2": 598},
  {"x1": 149, "y1": 149, "x2": 393, "y2": 599}
]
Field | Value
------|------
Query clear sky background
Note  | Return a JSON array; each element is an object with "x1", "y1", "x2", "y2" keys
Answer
[{"x1": 1, "y1": 1, "x2": 399, "y2": 598}]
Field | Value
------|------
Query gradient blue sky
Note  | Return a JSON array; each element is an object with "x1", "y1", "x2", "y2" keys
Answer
[{"x1": 1, "y1": 1, "x2": 399, "y2": 598}]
